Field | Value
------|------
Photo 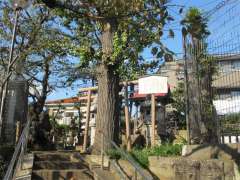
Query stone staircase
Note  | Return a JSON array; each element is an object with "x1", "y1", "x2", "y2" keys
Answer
[
  {"x1": 31, "y1": 151, "x2": 125, "y2": 180},
  {"x1": 32, "y1": 151, "x2": 94, "y2": 180}
]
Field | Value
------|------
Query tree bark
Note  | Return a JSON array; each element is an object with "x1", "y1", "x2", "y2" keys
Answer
[
  {"x1": 188, "y1": 39, "x2": 219, "y2": 144},
  {"x1": 92, "y1": 19, "x2": 120, "y2": 153},
  {"x1": 93, "y1": 63, "x2": 120, "y2": 152}
]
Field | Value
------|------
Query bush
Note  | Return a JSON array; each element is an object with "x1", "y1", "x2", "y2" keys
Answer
[
  {"x1": 106, "y1": 149, "x2": 122, "y2": 160},
  {"x1": 130, "y1": 144, "x2": 183, "y2": 168}
]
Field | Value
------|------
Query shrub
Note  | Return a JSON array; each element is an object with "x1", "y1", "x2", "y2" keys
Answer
[
  {"x1": 130, "y1": 144, "x2": 183, "y2": 168},
  {"x1": 106, "y1": 149, "x2": 122, "y2": 160}
]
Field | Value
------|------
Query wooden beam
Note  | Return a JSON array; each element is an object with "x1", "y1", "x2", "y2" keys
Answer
[
  {"x1": 79, "y1": 80, "x2": 138, "y2": 92},
  {"x1": 151, "y1": 94, "x2": 156, "y2": 147},
  {"x1": 83, "y1": 90, "x2": 92, "y2": 152},
  {"x1": 124, "y1": 82, "x2": 131, "y2": 151},
  {"x1": 78, "y1": 95, "x2": 97, "y2": 101}
]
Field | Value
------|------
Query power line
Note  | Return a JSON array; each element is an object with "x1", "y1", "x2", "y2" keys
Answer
[
  {"x1": 199, "y1": 0, "x2": 221, "y2": 8},
  {"x1": 204, "y1": 0, "x2": 236, "y2": 18}
]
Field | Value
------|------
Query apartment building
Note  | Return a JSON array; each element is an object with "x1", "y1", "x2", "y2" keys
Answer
[{"x1": 158, "y1": 60, "x2": 184, "y2": 90}]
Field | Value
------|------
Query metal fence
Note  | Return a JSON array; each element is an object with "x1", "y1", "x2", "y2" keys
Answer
[
  {"x1": 3, "y1": 118, "x2": 31, "y2": 180},
  {"x1": 184, "y1": 0, "x2": 240, "y2": 144}
]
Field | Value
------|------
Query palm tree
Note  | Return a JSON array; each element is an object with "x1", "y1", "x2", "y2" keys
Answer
[{"x1": 181, "y1": 8, "x2": 218, "y2": 144}]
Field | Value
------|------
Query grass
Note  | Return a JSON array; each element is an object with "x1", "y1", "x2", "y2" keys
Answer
[
  {"x1": 106, "y1": 143, "x2": 183, "y2": 168},
  {"x1": 130, "y1": 144, "x2": 183, "y2": 168}
]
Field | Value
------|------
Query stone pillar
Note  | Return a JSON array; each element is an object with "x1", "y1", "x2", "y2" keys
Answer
[{"x1": 3, "y1": 77, "x2": 28, "y2": 144}]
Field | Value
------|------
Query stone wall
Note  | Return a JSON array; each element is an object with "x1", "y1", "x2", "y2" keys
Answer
[
  {"x1": 182, "y1": 144, "x2": 240, "y2": 161},
  {"x1": 149, "y1": 156, "x2": 237, "y2": 180}
]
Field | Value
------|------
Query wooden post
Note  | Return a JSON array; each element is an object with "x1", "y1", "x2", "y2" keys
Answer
[
  {"x1": 124, "y1": 82, "x2": 131, "y2": 151},
  {"x1": 151, "y1": 94, "x2": 156, "y2": 147},
  {"x1": 15, "y1": 121, "x2": 20, "y2": 144},
  {"x1": 83, "y1": 90, "x2": 92, "y2": 152}
]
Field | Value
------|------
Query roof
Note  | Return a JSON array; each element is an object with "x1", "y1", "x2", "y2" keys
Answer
[
  {"x1": 130, "y1": 84, "x2": 170, "y2": 100},
  {"x1": 213, "y1": 71, "x2": 240, "y2": 89},
  {"x1": 130, "y1": 92, "x2": 168, "y2": 100},
  {"x1": 45, "y1": 97, "x2": 79, "y2": 105},
  {"x1": 215, "y1": 54, "x2": 240, "y2": 62}
]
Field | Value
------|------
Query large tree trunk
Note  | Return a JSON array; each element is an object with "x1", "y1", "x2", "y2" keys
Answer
[
  {"x1": 92, "y1": 19, "x2": 120, "y2": 153},
  {"x1": 188, "y1": 39, "x2": 219, "y2": 144},
  {"x1": 200, "y1": 58, "x2": 219, "y2": 143},
  {"x1": 188, "y1": 40, "x2": 202, "y2": 144},
  {"x1": 93, "y1": 63, "x2": 120, "y2": 152}
]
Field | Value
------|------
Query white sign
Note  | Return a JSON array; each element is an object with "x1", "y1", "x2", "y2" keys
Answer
[{"x1": 138, "y1": 76, "x2": 168, "y2": 94}]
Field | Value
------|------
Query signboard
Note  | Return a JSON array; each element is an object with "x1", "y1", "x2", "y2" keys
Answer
[{"x1": 138, "y1": 76, "x2": 168, "y2": 94}]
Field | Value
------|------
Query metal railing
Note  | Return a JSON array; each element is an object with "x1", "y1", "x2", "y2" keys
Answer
[
  {"x1": 3, "y1": 118, "x2": 31, "y2": 180},
  {"x1": 98, "y1": 130, "x2": 153, "y2": 180}
]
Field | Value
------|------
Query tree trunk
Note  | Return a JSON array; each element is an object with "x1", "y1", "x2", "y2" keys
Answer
[
  {"x1": 200, "y1": 57, "x2": 219, "y2": 143},
  {"x1": 93, "y1": 63, "x2": 120, "y2": 153},
  {"x1": 92, "y1": 19, "x2": 120, "y2": 153},
  {"x1": 188, "y1": 38, "x2": 202, "y2": 144},
  {"x1": 188, "y1": 39, "x2": 218, "y2": 144}
]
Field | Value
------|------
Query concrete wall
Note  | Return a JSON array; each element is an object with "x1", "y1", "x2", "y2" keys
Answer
[{"x1": 149, "y1": 156, "x2": 237, "y2": 180}]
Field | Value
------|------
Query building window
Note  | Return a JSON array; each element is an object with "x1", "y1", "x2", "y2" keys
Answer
[
  {"x1": 231, "y1": 61, "x2": 240, "y2": 70},
  {"x1": 219, "y1": 61, "x2": 231, "y2": 73},
  {"x1": 231, "y1": 91, "x2": 240, "y2": 98}
]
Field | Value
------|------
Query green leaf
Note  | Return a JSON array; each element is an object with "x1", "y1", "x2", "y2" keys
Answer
[
  {"x1": 151, "y1": 47, "x2": 158, "y2": 55},
  {"x1": 179, "y1": 8, "x2": 183, "y2": 14},
  {"x1": 167, "y1": 16, "x2": 174, "y2": 21},
  {"x1": 168, "y1": 29, "x2": 174, "y2": 38},
  {"x1": 157, "y1": 51, "x2": 164, "y2": 58}
]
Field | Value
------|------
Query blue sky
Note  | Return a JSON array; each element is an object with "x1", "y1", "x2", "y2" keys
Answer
[{"x1": 47, "y1": 0, "x2": 225, "y2": 100}]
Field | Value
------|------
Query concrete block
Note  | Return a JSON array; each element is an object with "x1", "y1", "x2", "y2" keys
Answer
[
  {"x1": 148, "y1": 156, "x2": 236, "y2": 180},
  {"x1": 85, "y1": 155, "x2": 110, "y2": 168},
  {"x1": 199, "y1": 160, "x2": 224, "y2": 180},
  {"x1": 182, "y1": 144, "x2": 240, "y2": 161},
  {"x1": 173, "y1": 158, "x2": 200, "y2": 180},
  {"x1": 21, "y1": 154, "x2": 34, "y2": 170},
  {"x1": 148, "y1": 156, "x2": 176, "y2": 180}
]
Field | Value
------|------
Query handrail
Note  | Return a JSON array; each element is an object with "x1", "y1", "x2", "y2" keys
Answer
[
  {"x1": 3, "y1": 118, "x2": 31, "y2": 180},
  {"x1": 99, "y1": 131, "x2": 153, "y2": 180}
]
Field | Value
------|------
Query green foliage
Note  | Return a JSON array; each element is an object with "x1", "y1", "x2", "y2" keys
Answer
[
  {"x1": 39, "y1": 0, "x2": 179, "y2": 82},
  {"x1": 181, "y1": 7, "x2": 210, "y2": 39},
  {"x1": 106, "y1": 149, "x2": 122, "y2": 160},
  {"x1": 223, "y1": 113, "x2": 240, "y2": 124},
  {"x1": 130, "y1": 144, "x2": 183, "y2": 168},
  {"x1": 171, "y1": 82, "x2": 186, "y2": 129},
  {"x1": 221, "y1": 113, "x2": 240, "y2": 133}
]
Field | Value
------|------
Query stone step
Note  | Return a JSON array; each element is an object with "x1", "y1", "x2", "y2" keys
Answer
[
  {"x1": 34, "y1": 151, "x2": 86, "y2": 162},
  {"x1": 33, "y1": 161, "x2": 88, "y2": 170},
  {"x1": 35, "y1": 153, "x2": 72, "y2": 162},
  {"x1": 15, "y1": 154, "x2": 34, "y2": 180},
  {"x1": 92, "y1": 168, "x2": 121, "y2": 180},
  {"x1": 32, "y1": 169, "x2": 93, "y2": 180}
]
